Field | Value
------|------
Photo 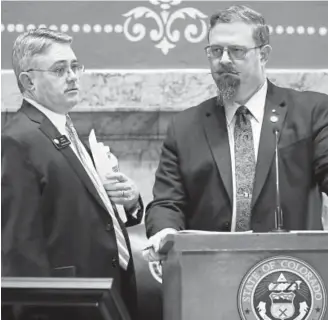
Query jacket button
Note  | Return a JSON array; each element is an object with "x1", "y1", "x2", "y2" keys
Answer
[
  {"x1": 112, "y1": 257, "x2": 118, "y2": 268},
  {"x1": 106, "y1": 223, "x2": 113, "y2": 231}
]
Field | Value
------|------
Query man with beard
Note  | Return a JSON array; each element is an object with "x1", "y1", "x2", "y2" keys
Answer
[{"x1": 144, "y1": 4, "x2": 328, "y2": 260}]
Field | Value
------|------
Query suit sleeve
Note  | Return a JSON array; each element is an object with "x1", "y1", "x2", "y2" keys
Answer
[
  {"x1": 145, "y1": 119, "x2": 187, "y2": 238},
  {"x1": 1, "y1": 135, "x2": 50, "y2": 276},
  {"x1": 313, "y1": 93, "x2": 328, "y2": 195}
]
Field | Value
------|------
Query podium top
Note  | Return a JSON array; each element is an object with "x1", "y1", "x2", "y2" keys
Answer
[{"x1": 162, "y1": 231, "x2": 328, "y2": 253}]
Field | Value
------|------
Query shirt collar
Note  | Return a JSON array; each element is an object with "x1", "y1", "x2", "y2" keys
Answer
[
  {"x1": 224, "y1": 80, "x2": 268, "y2": 125},
  {"x1": 24, "y1": 97, "x2": 67, "y2": 130}
]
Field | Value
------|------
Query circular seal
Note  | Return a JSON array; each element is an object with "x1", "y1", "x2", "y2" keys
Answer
[
  {"x1": 148, "y1": 261, "x2": 162, "y2": 284},
  {"x1": 238, "y1": 256, "x2": 327, "y2": 320}
]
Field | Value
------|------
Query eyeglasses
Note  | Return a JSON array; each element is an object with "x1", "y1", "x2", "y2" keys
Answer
[
  {"x1": 205, "y1": 45, "x2": 263, "y2": 60},
  {"x1": 25, "y1": 63, "x2": 85, "y2": 78}
]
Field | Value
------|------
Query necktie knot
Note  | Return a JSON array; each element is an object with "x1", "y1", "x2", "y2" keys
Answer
[
  {"x1": 236, "y1": 106, "x2": 249, "y2": 116},
  {"x1": 65, "y1": 114, "x2": 74, "y2": 129},
  {"x1": 65, "y1": 115, "x2": 79, "y2": 145}
]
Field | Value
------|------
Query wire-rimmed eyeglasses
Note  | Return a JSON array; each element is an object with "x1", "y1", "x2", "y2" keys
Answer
[
  {"x1": 25, "y1": 63, "x2": 85, "y2": 78},
  {"x1": 205, "y1": 45, "x2": 264, "y2": 60}
]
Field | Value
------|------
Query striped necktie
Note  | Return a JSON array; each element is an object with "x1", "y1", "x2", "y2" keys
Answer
[
  {"x1": 65, "y1": 115, "x2": 130, "y2": 269},
  {"x1": 234, "y1": 106, "x2": 256, "y2": 231}
]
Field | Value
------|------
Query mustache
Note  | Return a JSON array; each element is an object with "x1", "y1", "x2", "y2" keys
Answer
[{"x1": 213, "y1": 64, "x2": 240, "y2": 75}]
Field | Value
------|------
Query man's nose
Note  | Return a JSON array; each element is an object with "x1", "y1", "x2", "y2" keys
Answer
[
  {"x1": 66, "y1": 69, "x2": 78, "y2": 81},
  {"x1": 220, "y1": 48, "x2": 232, "y2": 63}
]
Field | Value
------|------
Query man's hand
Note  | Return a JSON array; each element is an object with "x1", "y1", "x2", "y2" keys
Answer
[
  {"x1": 143, "y1": 228, "x2": 178, "y2": 262},
  {"x1": 103, "y1": 172, "x2": 139, "y2": 209}
]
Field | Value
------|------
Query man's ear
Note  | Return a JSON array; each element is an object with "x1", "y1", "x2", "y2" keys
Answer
[
  {"x1": 260, "y1": 45, "x2": 272, "y2": 65},
  {"x1": 19, "y1": 72, "x2": 35, "y2": 91}
]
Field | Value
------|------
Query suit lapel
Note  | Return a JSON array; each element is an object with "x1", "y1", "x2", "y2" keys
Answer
[
  {"x1": 251, "y1": 81, "x2": 288, "y2": 208},
  {"x1": 21, "y1": 101, "x2": 108, "y2": 213},
  {"x1": 202, "y1": 98, "x2": 233, "y2": 204}
]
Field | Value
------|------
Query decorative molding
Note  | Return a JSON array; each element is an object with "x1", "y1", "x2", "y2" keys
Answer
[
  {"x1": 3, "y1": 23, "x2": 327, "y2": 36},
  {"x1": 122, "y1": 0, "x2": 207, "y2": 54},
  {"x1": 2, "y1": 22, "x2": 327, "y2": 56},
  {"x1": 3, "y1": 23, "x2": 327, "y2": 37},
  {"x1": 2, "y1": 0, "x2": 326, "y2": 56},
  {"x1": 2, "y1": 1, "x2": 328, "y2": 69},
  {"x1": 2, "y1": 0, "x2": 209, "y2": 55}
]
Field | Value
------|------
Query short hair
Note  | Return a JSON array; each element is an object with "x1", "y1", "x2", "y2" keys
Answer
[
  {"x1": 207, "y1": 5, "x2": 270, "y2": 46},
  {"x1": 12, "y1": 28, "x2": 72, "y2": 93}
]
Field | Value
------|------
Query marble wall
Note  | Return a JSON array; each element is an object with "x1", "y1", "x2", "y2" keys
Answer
[{"x1": 2, "y1": 70, "x2": 328, "y2": 207}]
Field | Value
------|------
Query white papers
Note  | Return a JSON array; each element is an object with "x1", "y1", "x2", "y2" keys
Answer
[
  {"x1": 89, "y1": 129, "x2": 110, "y2": 182},
  {"x1": 88, "y1": 129, "x2": 127, "y2": 222}
]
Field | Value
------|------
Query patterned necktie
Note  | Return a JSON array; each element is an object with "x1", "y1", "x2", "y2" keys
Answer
[
  {"x1": 65, "y1": 115, "x2": 130, "y2": 269},
  {"x1": 234, "y1": 106, "x2": 256, "y2": 231}
]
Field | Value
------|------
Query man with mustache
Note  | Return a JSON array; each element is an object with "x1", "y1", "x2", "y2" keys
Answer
[
  {"x1": 144, "y1": 5, "x2": 328, "y2": 260},
  {"x1": 2, "y1": 28, "x2": 143, "y2": 319}
]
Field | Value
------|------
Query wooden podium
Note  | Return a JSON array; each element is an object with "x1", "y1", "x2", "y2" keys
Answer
[{"x1": 162, "y1": 232, "x2": 328, "y2": 320}]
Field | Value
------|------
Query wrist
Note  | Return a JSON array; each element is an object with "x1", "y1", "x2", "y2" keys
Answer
[{"x1": 124, "y1": 198, "x2": 140, "y2": 213}]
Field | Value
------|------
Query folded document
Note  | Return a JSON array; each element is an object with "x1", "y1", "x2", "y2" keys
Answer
[{"x1": 89, "y1": 129, "x2": 127, "y2": 222}]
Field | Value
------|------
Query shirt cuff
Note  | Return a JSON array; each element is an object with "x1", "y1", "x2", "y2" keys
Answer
[{"x1": 125, "y1": 201, "x2": 142, "y2": 218}]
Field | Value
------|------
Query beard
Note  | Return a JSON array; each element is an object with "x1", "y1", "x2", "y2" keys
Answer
[
  {"x1": 212, "y1": 64, "x2": 241, "y2": 104},
  {"x1": 216, "y1": 74, "x2": 240, "y2": 103}
]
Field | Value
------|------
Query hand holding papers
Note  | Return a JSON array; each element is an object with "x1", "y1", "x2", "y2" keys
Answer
[
  {"x1": 89, "y1": 129, "x2": 128, "y2": 222},
  {"x1": 88, "y1": 129, "x2": 119, "y2": 180},
  {"x1": 88, "y1": 129, "x2": 140, "y2": 220}
]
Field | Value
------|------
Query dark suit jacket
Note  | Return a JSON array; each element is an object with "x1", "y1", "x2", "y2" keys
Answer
[
  {"x1": 1, "y1": 100, "x2": 143, "y2": 318},
  {"x1": 146, "y1": 81, "x2": 328, "y2": 236}
]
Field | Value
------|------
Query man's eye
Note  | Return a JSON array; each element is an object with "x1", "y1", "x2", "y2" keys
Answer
[
  {"x1": 71, "y1": 64, "x2": 79, "y2": 72},
  {"x1": 230, "y1": 47, "x2": 244, "y2": 53},
  {"x1": 212, "y1": 47, "x2": 223, "y2": 53},
  {"x1": 53, "y1": 67, "x2": 66, "y2": 75}
]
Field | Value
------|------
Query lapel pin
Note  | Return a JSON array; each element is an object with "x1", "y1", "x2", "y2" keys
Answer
[
  {"x1": 270, "y1": 115, "x2": 279, "y2": 123},
  {"x1": 53, "y1": 135, "x2": 71, "y2": 149},
  {"x1": 270, "y1": 109, "x2": 279, "y2": 123}
]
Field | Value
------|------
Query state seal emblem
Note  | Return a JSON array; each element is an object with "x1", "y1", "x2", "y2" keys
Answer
[
  {"x1": 238, "y1": 256, "x2": 327, "y2": 320},
  {"x1": 148, "y1": 261, "x2": 162, "y2": 284}
]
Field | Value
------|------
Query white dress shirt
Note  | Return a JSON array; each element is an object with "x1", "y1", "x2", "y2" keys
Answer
[{"x1": 223, "y1": 80, "x2": 268, "y2": 231}]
